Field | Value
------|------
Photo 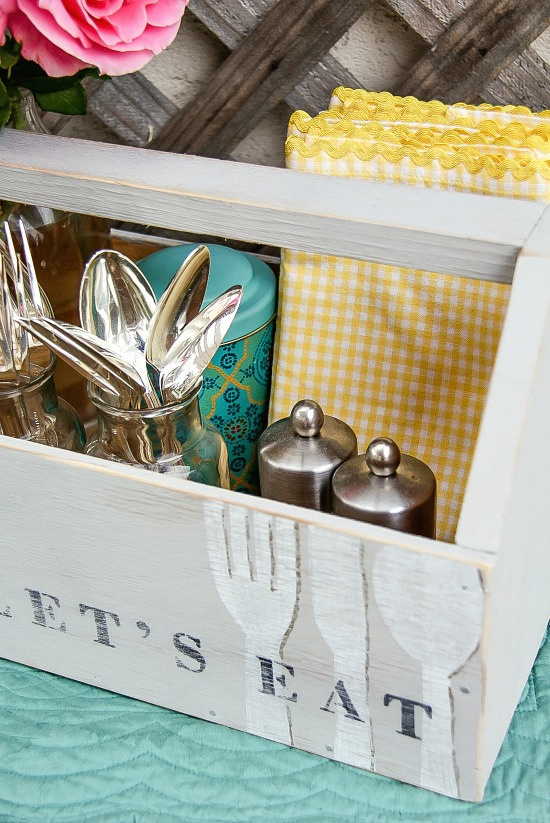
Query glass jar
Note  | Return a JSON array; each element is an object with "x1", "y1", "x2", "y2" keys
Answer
[
  {"x1": 5, "y1": 90, "x2": 112, "y2": 422},
  {"x1": 86, "y1": 383, "x2": 230, "y2": 488},
  {"x1": 0, "y1": 357, "x2": 86, "y2": 451}
]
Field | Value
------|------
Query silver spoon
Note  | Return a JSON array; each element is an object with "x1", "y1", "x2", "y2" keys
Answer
[
  {"x1": 159, "y1": 285, "x2": 243, "y2": 403},
  {"x1": 145, "y1": 244, "x2": 210, "y2": 376},
  {"x1": 41, "y1": 316, "x2": 161, "y2": 409},
  {"x1": 14, "y1": 315, "x2": 158, "y2": 409},
  {"x1": 79, "y1": 249, "x2": 157, "y2": 390}
]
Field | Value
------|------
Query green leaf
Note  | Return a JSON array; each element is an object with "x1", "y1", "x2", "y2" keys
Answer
[
  {"x1": 12, "y1": 60, "x2": 101, "y2": 93},
  {"x1": 0, "y1": 81, "x2": 12, "y2": 127},
  {"x1": 0, "y1": 78, "x2": 9, "y2": 108},
  {"x1": 0, "y1": 200, "x2": 14, "y2": 223},
  {"x1": 16, "y1": 73, "x2": 79, "y2": 93},
  {"x1": 0, "y1": 45, "x2": 20, "y2": 71},
  {"x1": 0, "y1": 104, "x2": 12, "y2": 128},
  {"x1": 33, "y1": 84, "x2": 87, "y2": 115}
]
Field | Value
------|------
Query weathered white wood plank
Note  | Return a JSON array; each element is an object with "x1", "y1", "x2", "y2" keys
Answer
[
  {"x1": 0, "y1": 130, "x2": 544, "y2": 282},
  {"x1": 457, "y1": 206, "x2": 550, "y2": 551},
  {"x1": 456, "y1": 206, "x2": 550, "y2": 786},
  {"x1": 0, "y1": 433, "x2": 489, "y2": 566},
  {"x1": 372, "y1": 547, "x2": 483, "y2": 796},
  {"x1": 0, "y1": 434, "x2": 491, "y2": 800}
]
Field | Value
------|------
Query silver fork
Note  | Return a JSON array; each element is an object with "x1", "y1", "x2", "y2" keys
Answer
[
  {"x1": 0, "y1": 252, "x2": 32, "y2": 437},
  {"x1": 2, "y1": 221, "x2": 54, "y2": 322},
  {"x1": 1, "y1": 222, "x2": 55, "y2": 375},
  {"x1": 0, "y1": 254, "x2": 18, "y2": 379}
]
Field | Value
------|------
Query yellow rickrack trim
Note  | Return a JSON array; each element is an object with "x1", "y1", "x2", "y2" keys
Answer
[
  {"x1": 284, "y1": 135, "x2": 550, "y2": 180},
  {"x1": 329, "y1": 87, "x2": 550, "y2": 120},
  {"x1": 287, "y1": 117, "x2": 550, "y2": 156},
  {"x1": 288, "y1": 110, "x2": 550, "y2": 150}
]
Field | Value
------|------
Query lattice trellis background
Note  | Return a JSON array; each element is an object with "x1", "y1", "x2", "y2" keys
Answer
[
  {"x1": 45, "y1": 0, "x2": 550, "y2": 168},
  {"x1": 24, "y1": 0, "x2": 550, "y2": 431}
]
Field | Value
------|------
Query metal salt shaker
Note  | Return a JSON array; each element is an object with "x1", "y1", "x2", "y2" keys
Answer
[
  {"x1": 258, "y1": 399, "x2": 357, "y2": 511},
  {"x1": 332, "y1": 437, "x2": 436, "y2": 537}
]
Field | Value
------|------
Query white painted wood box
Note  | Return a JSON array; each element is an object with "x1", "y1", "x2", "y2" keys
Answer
[{"x1": 0, "y1": 130, "x2": 549, "y2": 802}]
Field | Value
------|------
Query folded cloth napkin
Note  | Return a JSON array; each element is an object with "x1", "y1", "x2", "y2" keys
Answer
[{"x1": 270, "y1": 89, "x2": 550, "y2": 542}]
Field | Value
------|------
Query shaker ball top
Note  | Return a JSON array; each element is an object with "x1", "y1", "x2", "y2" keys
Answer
[
  {"x1": 291, "y1": 399, "x2": 325, "y2": 438},
  {"x1": 365, "y1": 437, "x2": 401, "y2": 476}
]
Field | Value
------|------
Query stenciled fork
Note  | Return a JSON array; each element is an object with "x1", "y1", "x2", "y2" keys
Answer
[{"x1": 204, "y1": 499, "x2": 301, "y2": 745}]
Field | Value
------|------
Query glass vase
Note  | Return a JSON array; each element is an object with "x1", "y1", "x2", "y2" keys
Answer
[
  {"x1": 86, "y1": 384, "x2": 230, "y2": 488},
  {"x1": 0, "y1": 356, "x2": 86, "y2": 451},
  {"x1": 5, "y1": 90, "x2": 112, "y2": 422}
]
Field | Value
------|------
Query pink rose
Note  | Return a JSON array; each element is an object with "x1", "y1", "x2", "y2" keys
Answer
[
  {"x1": 2, "y1": 0, "x2": 189, "y2": 77},
  {"x1": 0, "y1": 1, "x2": 16, "y2": 46}
]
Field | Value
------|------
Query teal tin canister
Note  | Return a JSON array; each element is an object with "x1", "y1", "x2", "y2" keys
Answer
[{"x1": 139, "y1": 243, "x2": 277, "y2": 494}]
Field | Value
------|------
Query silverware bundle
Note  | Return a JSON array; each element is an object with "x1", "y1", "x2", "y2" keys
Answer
[
  {"x1": 1, "y1": 232, "x2": 242, "y2": 412},
  {"x1": 0, "y1": 220, "x2": 87, "y2": 448},
  {"x1": 77, "y1": 245, "x2": 242, "y2": 409}
]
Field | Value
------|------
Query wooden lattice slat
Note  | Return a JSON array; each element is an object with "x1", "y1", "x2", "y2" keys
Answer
[
  {"x1": 400, "y1": 0, "x2": 550, "y2": 101},
  {"x1": 190, "y1": 0, "x2": 362, "y2": 115},
  {"x1": 387, "y1": 0, "x2": 550, "y2": 108},
  {"x1": 88, "y1": 74, "x2": 177, "y2": 146},
  {"x1": 86, "y1": 0, "x2": 363, "y2": 148},
  {"x1": 149, "y1": 0, "x2": 370, "y2": 157}
]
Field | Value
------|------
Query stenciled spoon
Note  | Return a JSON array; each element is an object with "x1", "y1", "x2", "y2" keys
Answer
[
  {"x1": 80, "y1": 249, "x2": 157, "y2": 391},
  {"x1": 372, "y1": 546, "x2": 483, "y2": 797},
  {"x1": 15, "y1": 315, "x2": 159, "y2": 409},
  {"x1": 159, "y1": 285, "x2": 242, "y2": 403},
  {"x1": 145, "y1": 244, "x2": 210, "y2": 377}
]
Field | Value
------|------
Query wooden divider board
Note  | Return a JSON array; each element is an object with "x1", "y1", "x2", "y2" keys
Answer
[{"x1": 0, "y1": 131, "x2": 549, "y2": 800}]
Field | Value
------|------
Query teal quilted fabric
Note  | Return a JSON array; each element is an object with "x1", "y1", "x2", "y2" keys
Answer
[{"x1": 0, "y1": 628, "x2": 548, "y2": 823}]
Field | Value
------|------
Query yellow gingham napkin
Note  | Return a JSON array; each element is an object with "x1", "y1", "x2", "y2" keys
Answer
[{"x1": 270, "y1": 89, "x2": 550, "y2": 542}]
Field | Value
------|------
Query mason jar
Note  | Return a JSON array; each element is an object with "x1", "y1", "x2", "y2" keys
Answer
[
  {"x1": 0, "y1": 356, "x2": 86, "y2": 451},
  {"x1": 85, "y1": 382, "x2": 229, "y2": 488}
]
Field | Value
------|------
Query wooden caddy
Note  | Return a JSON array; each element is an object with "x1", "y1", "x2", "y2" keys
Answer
[{"x1": 0, "y1": 130, "x2": 549, "y2": 802}]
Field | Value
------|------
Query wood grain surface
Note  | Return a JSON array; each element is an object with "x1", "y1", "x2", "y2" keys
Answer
[
  {"x1": 150, "y1": 0, "x2": 370, "y2": 157},
  {"x1": 0, "y1": 131, "x2": 544, "y2": 283},
  {"x1": 387, "y1": 0, "x2": 550, "y2": 108},
  {"x1": 87, "y1": 0, "x2": 550, "y2": 158},
  {"x1": 398, "y1": 0, "x2": 550, "y2": 102}
]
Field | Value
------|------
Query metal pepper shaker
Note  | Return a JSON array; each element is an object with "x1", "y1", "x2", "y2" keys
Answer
[
  {"x1": 332, "y1": 437, "x2": 436, "y2": 537},
  {"x1": 258, "y1": 399, "x2": 357, "y2": 511}
]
